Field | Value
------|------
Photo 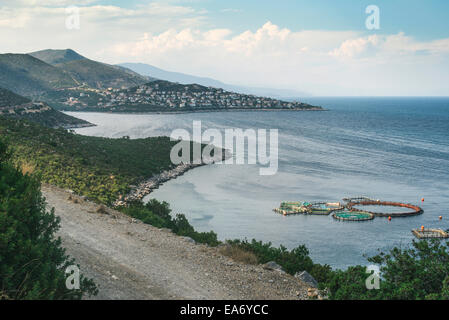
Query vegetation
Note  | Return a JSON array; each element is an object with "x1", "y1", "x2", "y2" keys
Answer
[
  {"x1": 2, "y1": 108, "x2": 447, "y2": 300},
  {"x1": 120, "y1": 198, "x2": 449, "y2": 300},
  {"x1": 324, "y1": 239, "x2": 449, "y2": 300},
  {"x1": 0, "y1": 87, "x2": 30, "y2": 107},
  {"x1": 0, "y1": 54, "x2": 77, "y2": 96},
  {"x1": 0, "y1": 139, "x2": 97, "y2": 299},
  {"x1": 0, "y1": 87, "x2": 92, "y2": 129},
  {"x1": 0, "y1": 116, "x2": 178, "y2": 204},
  {"x1": 30, "y1": 49, "x2": 148, "y2": 90},
  {"x1": 119, "y1": 200, "x2": 220, "y2": 246},
  {"x1": 29, "y1": 49, "x2": 87, "y2": 66}
]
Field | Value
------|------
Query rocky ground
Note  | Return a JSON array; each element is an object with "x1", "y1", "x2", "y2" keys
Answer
[{"x1": 42, "y1": 184, "x2": 310, "y2": 300}]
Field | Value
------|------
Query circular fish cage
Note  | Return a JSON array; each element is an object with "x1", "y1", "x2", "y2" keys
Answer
[
  {"x1": 347, "y1": 200, "x2": 423, "y2": 218},
  {"x1": 332, "y1": 210, "x2": 374, "y2": 221}
]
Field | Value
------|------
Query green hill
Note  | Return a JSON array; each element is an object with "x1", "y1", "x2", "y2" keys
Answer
[
  {"x1": 30, "y1": 49, "x2": 148, "y2": 89},
  {"x1": 0, "y1": 54, "x2": 78, "y2": 96},
  {"x1": 0, "y1": 116, "x2": 177, "y2": 204},
  {"x1": 0, "y1": 87, "x2": 92, "y2": 129},
  {"x1": 29, "y1": 48, "x2": 86, "y2": 65},
  {"x1": 0, "y1": 86, "x2": 30, "y2": 107}
]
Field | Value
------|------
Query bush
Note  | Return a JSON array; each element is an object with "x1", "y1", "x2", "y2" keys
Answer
[
  {"x1": 219, "y1": 244, "x2": 258, "y2": 265},
  {"x1": 324, "y1": 239, "x2": 449, "y2": 300},
  {"x1": 0, "y1": 139, "x2": 97, "y2": 299},
  {"x1": 119, "y1": 200, "x2": 220, "y2": 247}
]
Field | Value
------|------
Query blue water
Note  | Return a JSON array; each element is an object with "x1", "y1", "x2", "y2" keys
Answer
[{"x1": 69, "y1": 97, "x2": 449, "y2": 270}]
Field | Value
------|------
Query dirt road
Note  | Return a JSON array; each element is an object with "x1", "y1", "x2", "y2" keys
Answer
[{"x1": 42, "y1": 185, "x2": 309, "y2": 300}]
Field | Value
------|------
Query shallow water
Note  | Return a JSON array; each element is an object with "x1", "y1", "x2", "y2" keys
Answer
[{"x1": 69, "y1": 97, "x2": 449, "y2": 269}]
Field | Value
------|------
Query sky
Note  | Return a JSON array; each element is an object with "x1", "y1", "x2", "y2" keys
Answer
[{"x1": 1, "y1": 0, "x2": 449, "y2": 96}]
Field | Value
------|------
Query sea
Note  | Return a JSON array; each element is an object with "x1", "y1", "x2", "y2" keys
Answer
[{"x1": 68, "y1": 97, "x2": 449, "y2": 270}]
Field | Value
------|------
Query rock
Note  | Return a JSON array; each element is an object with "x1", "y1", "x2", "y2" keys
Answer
[
  {"x1": 263, "y1": 261, "x2": 285, "y2": 273},
  {"x1": 307, "y1": 287, "x2": 318, "y2": 298},
  {"x1": 295, "y1": 271, "x2": 318, "y2": 288},
  {"x1": 182, "y1": 236, "x2": 196, "y2": 244}
]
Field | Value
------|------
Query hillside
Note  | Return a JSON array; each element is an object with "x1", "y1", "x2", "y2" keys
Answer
[
  {"x1": 0, "y1": 87, "x2": 92, "y2": 128},
  {"x1": 0, "y1": 54, "x2": 77, "y2": 96},
  {"x1": 30, "y1": 49, "x2": 149, "y2": 90},
  {"x1": 0, "y1": 116, "x2": 180, "y2": 204},
  {"x1": 52, "y1": 80, "x2": 321, "y2": 112},
  {"x1": 29, "y1": 48, "x2": 86, "y2": 65},
  {"x1": 119, "y1": 62, "x2": 310, "y2": 99}
]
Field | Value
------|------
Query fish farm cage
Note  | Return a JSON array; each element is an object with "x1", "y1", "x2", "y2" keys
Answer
[
  {"x1": 346, "y1": 200, "x2": 423, "y2": 217},
  {"x1": 332, "y1": 210, "x2": 375, "y2": 221},
  {"x1": 274, "y1": 196, "x2": 424, "y2": 222}
]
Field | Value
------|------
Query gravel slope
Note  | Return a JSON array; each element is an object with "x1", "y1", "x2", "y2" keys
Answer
[{"x1": 42, "y1": 185, "x2": 309, "y2": 300}]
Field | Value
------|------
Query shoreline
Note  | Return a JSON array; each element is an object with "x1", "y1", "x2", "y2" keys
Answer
[
  {"x1": 64, "y1": 107, "x2": 326, "y2": 116},
  {"x1": 113, "y1": 149, "x2": 232, "y2": 207}
]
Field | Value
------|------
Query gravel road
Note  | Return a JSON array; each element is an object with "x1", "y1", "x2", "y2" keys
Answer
[{"x1": 42, "y1": 185, "x2": 309, "y2": 300}]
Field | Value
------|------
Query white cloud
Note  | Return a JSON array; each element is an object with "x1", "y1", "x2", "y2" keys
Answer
[{"x1": 0, "y1": 0, "x2": 448, "y2": 96}]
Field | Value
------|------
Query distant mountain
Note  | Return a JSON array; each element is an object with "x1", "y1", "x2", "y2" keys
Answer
[
  {"x1": 0, "y1": 53, "x2": 77, "y2": 96},
  {"x1": 30, "y1": 49, "x2": 149, "y2": 90},
  {"x1": 0, "y1": 87, "x2": 93, "y2": 129},
  {"x1": 29, "y1": 48, "x2": 86, "y2": 65},
  {"x1": 119, "y1": 62, "x2": 310, "y2": 99}
]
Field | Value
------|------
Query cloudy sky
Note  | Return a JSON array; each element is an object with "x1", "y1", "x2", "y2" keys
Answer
[{"x1": 1, "y1": 0, "x2": 449, "y2": 96}]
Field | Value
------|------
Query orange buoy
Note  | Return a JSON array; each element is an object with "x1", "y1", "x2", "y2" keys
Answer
[
  {"x1": 388, "y1": 216, "x2": 392, "y2": 221},
  {"x1": 421, "y1": 225, "x2": 425, "y2": 231},
  {"x1": 421, "y1": 198, "x2": 425, "y2": 202},
  {"x1": 439, "y1": 216, "x2": 442, "y2": 220}
]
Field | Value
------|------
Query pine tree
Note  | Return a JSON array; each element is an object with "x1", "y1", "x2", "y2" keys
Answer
[{"x1": 0, "y1": 139, "x2": 97, "y2": 299}]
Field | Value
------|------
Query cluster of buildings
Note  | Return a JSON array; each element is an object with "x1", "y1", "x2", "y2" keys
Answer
[{"x1": 62, "y1": 81, "x2": 309, "y2": 110}]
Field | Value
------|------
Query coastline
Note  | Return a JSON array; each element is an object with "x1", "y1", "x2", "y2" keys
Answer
[
  {"x1": 113, "y1": 149, "x2": 232, "y2": 207},
  {"x1": 64, "y1": 106, "x2": 326, "y2": 116}
]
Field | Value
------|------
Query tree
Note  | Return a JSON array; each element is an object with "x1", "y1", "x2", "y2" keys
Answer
[
  {"x1": 325, "y1": 239, "x2": 449, "y2": 300},
  {"x1": 0, "y1": 139, "x2": 97, "y2": 299}
]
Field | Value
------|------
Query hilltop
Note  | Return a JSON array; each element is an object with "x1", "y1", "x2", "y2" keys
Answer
[
  {"x1": 29, "y1": 48, "x2": 86, "y2": 65},
  {"x1": 30, "y1": 49, "x2": 149, "y2": 90},
  {"x1": 0, "y1": 87, "x2": 92, "y2": 128},
  {"x1": 0, "y1": 53, "x2": 77, "y2": 95}
]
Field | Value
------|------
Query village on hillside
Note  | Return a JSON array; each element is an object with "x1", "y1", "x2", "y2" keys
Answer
[{"x1": 61, "y1": 81, "x2": 317, "y2": 111}]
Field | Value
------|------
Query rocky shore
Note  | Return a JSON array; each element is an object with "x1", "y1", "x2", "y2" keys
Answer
[{"x1": 113, "y1": 149, "x2": 232, "y2": 207}]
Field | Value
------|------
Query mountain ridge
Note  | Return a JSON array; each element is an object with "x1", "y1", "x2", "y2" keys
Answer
[{"x1": 119, "y1": 62, "x2": 310, "y2": 99}]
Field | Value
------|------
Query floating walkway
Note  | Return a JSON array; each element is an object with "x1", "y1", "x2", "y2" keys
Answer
[
  {"x1": 273, "y1": 201, "x2": 343, "y2": 216},
  {"x1": 346, "y1": 200, "x2": 423, "y2": 217},
  {"x1": 412, "y1": 228, "x2": 448, "y2": 239}
]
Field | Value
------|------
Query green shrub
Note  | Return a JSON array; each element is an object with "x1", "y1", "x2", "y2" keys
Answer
[
  {"x1": 118, "y1": 200, "x2": 220, "y2": 247},
  {"x1": 324, "y1": 239, "x2": 449, "y2": 300},
  {"x1": 0, "y1": 139, "x2": 97, "y2": 299}
]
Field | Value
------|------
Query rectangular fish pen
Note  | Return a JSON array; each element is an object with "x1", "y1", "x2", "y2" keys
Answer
[{"x1": 412, "y1": 228, "x2": 449, "y2": 239}]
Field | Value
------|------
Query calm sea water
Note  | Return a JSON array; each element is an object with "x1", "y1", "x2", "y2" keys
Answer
[{"x1": 68, "y1": 97, "x2": 449, "y2": 270}]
